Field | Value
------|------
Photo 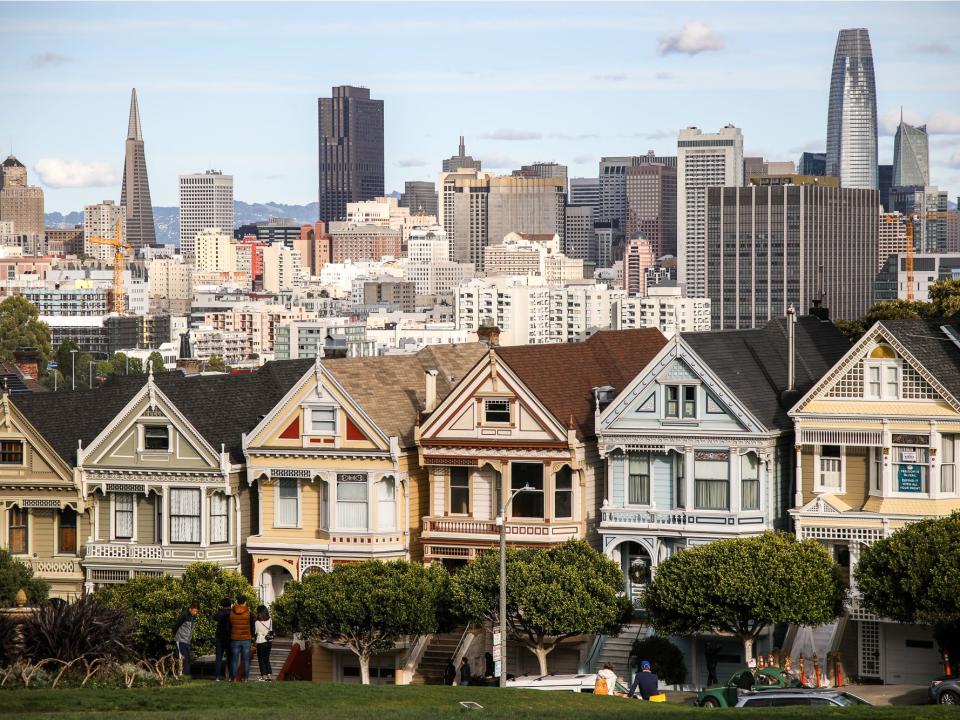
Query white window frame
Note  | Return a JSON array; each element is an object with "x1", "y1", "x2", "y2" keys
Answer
[
  {"x1": 209, "y1": 492, "x2": 229, "y2": 544},
  {"x1": 663, "y1": 385, "x2": 697, "y2": 420},
  {"x1": 169, "y1": 488, "x2": 202, "y2": 544},
  {"x1": 626, "y1": 452, "x2": 652, "y2": 507},
  {"x1": 336, "y1": 473, "x2": 369, "y2": 531},
  {"x1": 111, "y1": 493, "x2": 136, "y2": 541},
  {"x1": 814, "y1": 445, "x2": 845, "y2": 494},
  {"x1": 942, "y1": 435, "x2": 957, "y2": 495},
  {"x1": 483, "y1": 398, "x2": 512, "y2": 425},
  {"x1": 553, "y1": 465, "x2": 574, "y2": 519},
  {"x1": 140, "y1": 423, "x2": 171, "y2": 452},
  {"x1": 448, "y1": 467, "x2": 471, "y2": 516},
  {"x1": 863, "y1": 360, "x2": 901, "y2": 400},
  {"x1": 378, "y1": 477, "x2": 397, "y2": 532},
  {"x1": 274, "y1": 478, "x2": 301, "y2": 528},
  {"x1": 740, "y1": 452, "x2": 761, "y2": 512},
  {"x1": 308, "y1": 406, "x2": 338, "y2": 436},
  {"x1": 892, "y1": 443, "x2": 929, "y2": 496}
]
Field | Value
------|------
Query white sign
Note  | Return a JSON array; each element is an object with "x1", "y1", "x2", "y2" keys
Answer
[
  {"x1": 492, "y1": 645, "x2": 501, "y2": 662},
  {"x1": 900, "y1": 451, "x2": 917, "y2": 462},
  {"x1": 494, "y1": 660, "x2": 502, "y2": 677}
]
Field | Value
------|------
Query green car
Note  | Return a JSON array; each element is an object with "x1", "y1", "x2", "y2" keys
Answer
[{"x1": 696, "y1": 667, "x2": 806, "y2": 707}]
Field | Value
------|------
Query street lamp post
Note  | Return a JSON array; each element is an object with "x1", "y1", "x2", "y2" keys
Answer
[
  {"x1": 89, "y1": 361, "x2": 95, "y2": 389},
  {"x1": 70, "y1": 349, "x2": 78, "y2": 391},
  {"x1": 498, "y1": 482, "x2": 533, "y2": 689}
]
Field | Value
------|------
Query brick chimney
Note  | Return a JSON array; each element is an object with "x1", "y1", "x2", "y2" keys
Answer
[{"x1": 477, "y1": 320, "x2": 500, "y2": 347}]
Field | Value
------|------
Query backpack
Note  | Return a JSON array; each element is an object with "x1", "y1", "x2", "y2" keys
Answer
[{"x1": 594, "y1": 674, "x2": 609, "y2": 695}]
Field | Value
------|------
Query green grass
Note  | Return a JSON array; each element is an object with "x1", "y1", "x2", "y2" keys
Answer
[{"x1": 1, "y1": 682, "x2": 954, "y2": 719}]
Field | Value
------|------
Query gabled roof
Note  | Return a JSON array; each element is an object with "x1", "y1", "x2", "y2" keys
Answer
[
  {"x1": 494, "y1": 328, "x2": 668, "y2": 439},
  {"x1": 682, "y1": 316, "x2": 851, "y2": 431},
  {"x1": 878, "y1": 315, "x2": 960, "y2": 404},
  {"x1": 321, "y1": 344, "x2": 487, "y2": 447}
]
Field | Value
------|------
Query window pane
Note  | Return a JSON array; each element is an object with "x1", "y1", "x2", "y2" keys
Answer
[
  {"x1": 665, "y1": 386, "x2": 679, "y2": 417},
  {"x1": 144, "y1": 425, "x2": 169, "y2": 451},
  {"x1": 884, "y1": 365, "x2": 898, "y2": 398},
  {"x1": 485, "y1": 399, "x2": 511, "y2": 423},
  {"x1": 683, "y1": 386, "x2": 696, "y2": 418},
  {"x1": 210, "y1": 493, "x2": 229, "y2": 543},
  {"x1": 0, "y1": 441, "x2": 23, "y2": 464},
  {"x1": 511, "y1": 463, "x2": 544, "y2": 518},
  {"x1": 58, "y1": 507, "x2": 77, "y2": 553},
  {"x1": 278, "y1": 478, "x2": 299, "y2": 498},
  {"x1": 450, "y1": 468, "x2": 469, "y2": 514},
  {"x1": 311, "y1": 408, "x2": 336, "y2": 434},
  {"x1": 554, "y1": 466, "x2": 573, "y2": 518},
  {"x1": 115, "y1": 494, "x2": 134, "y2": 539},
  {"x1": 378, "y1": 479, "x2": 396, "y2": 531},
  {"x1": 170, "y1": 488, "x2": 201, "y2": 543},
  {"x1": 675, "y1": 454, "x2": 686, "y2": 507},
  {"x1": 337, "y1": 474, "x2": 368, "y2": 530},
  {"x1": 695, "y1": 457, "x2": 729, "y2": 510},
  {"x1": 741, "y1": 454, "x2": 760, "y2": 511},
  {"x1": 628, "y1": 453, "x2": 650, "y2": 505},
  {"x1": 9, "y1": 507, "x2": 27, "y2": 554}
]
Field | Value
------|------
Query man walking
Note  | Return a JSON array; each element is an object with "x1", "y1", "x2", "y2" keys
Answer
[
  {"x1": 172, "y1": 601, "x2": 199, "y2": 677},
  {"x1": 212, "y1": 597, "x2": 233, "y2": 681},
  {"x1": 229, "y1": 595, "x2": 255, "y2": 681},
  {"x1": 627, "y1": 659, "x2": 659, "y2": 700}
]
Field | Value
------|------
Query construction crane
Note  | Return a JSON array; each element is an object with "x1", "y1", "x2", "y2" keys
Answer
[
  {"x1": 88, "y1": 221, "x2": 132, "y2": 314},
  {"x1": 884, "y1": 211, "x2": 953, "y2": 301}
]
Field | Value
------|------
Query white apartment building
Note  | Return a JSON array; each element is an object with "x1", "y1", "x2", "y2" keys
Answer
[
  {"x1": 484, "y1": 231, "x2": 584, "y2": 285},
  {"x1": 190, "y1": 327, "x2": 250, "y2": 365},
  {"x1": 193, "y1": 228, "x2": 237, "y2": 273},
  {"x1": 179, "y1": 170, "x2": 234, "y2": 261},
  {"x1": 318, "y1": 258, "x2": 407, "y2": 297},
  {"x1": 261, "y1": 243, "x2": 304, "y2": 293},
  {"x1": 346, "y1": 196, "x2": 436, "y2": 244},
  {"x1": 203, "y1": 304, "x2": 313, "y2": 357},
  {"x1": 406, "y1": 226, "x2": 475, "y2": 296},
  {"x1": 83, "y1": 200, "x2": 125, "y2": 262},
  {"x1": 612, "y1": 286, "x2": 711, "y2": 337},
  {"x1": 677, "y1": 125, "x2": 743, "y2": 297},
  {"x1": 148, "y1": 258, "x2": 192, "y2": 313},
  {"x1": 365, "y1": 316, "x2": 476, "y2": 354},
  {"x1": 454, "y1": 275, "x2": 624, "y2": 346}
]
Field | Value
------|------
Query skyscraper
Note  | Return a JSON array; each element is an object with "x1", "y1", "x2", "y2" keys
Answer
[
  {"x1": 0, "y1": 155, "x2": 44, "y2": 239},
  {"x1": 442, "y1": 136, "x2": 481, "y2": 173},
  {"x1": 120, "y1": 89, "x2": 156, "y2": 249},
  {"x1": 625, "y1": 163, "x2": 677, "y2": 257},
  {"x1": 318, "y1": 86, "x2": 384, "y2": 223},
  {"x1": 179, "y1": 170, "x2": 234, "y2": 261},
  {"x1": 399, "y1": 180, "x2": 438, "y2": 216},
  {"x1": 623, "y1": 238, "x2": 655, "y2": 297},
  {"x1": 893, "y1": 118, "x2": 930, "y2": 187},
  {"x1": 825, "y1": 29, "x2": 878, "y2": 189},
  {"x1": 512, "y1": 162, "x2": 568, "y2": 194},
  {"x1": 798, "y1": 152, "x2": 827, "y2": 177},
  {"x1": 599, "y1": 152, "x2": 676, "y2": 234},
  {"x1": 677, "y1": 125, "x2": 743, "y2": 298}
]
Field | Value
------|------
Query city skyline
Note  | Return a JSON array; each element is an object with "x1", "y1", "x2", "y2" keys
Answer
[{"x1": 1, "y1": 2, "x2": 958, "y2": 213}]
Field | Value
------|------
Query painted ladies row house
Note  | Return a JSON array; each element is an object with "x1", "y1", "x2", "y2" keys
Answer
[{"x1": 789, "y1": 316, "x2": 960, "y2": 685}]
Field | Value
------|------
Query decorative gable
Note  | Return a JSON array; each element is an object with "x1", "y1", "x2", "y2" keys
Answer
[{"x1": 0, "y1": 395, "x2": 75, "y2": 487}]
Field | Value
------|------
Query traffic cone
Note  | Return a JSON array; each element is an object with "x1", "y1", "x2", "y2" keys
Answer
[{"x1": 835, "y1": 652, "x2": 843, "y2": 688}]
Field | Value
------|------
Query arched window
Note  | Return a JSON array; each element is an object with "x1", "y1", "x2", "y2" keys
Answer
[{"x1": 864, "y1": 345, "x2": 900, "y2": 400}]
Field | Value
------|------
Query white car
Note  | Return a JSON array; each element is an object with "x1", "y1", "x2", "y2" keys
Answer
[{"x1": 507, "y1": 673, "x2": 633, "y2": 694}]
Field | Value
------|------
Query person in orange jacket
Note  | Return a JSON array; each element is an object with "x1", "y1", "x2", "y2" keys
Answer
[{"x1": 228, "y1": 595, "x2": 255, "y2": 681}]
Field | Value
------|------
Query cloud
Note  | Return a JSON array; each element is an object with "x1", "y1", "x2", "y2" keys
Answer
[
  {"x1": 912, "y1": 42, "x2": 951, "y2": 55},
  {"x1": 30, "y1": 51, "x2": 70, "y2": 68},
  {"x1": 34, "y1": 158, "x2": 117, "y2": 188},
  {"x1": 657, "y1": 21, "x2": 724, "y2": 57},
  {"x1": 481, "y1": 128, "x2": 542, "y2": 141},
  {"x1": 476, "y1": 153, "x2": 518, "y2": 169},
  {"x1": 592, "y1": 72, "x2": 628, "y2": 82},
  {"x1": 396, "y1": 158, "x2": 427, "y2": 167},
  {"x1": 881, "y1": 108, "x2": 960, "y2": 135},
  {"x1": 548, "y1": 132, "x2": 599, "y2": 141},
  {"x1": 636, "y1": 130, "x2": 674, "y2": 140},
  {"x1": 654, "y1": 71, "x2": 673, "y2": 80},
  {"x1": 572, "y1": 154, "x2": 595, "y2": 164},
  {"x1": 948, "y1": 151, "x2": 960, "y2": 170},
  {"x1": 789, "y1": 140, "x2": 825, "y2": 154}
]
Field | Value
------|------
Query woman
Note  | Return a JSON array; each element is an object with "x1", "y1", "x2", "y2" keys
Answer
[
  {"x1": 595, "y1": 662, "x2": 618, "y2": 695},
  {"x1": 254, "y1": 605, "x2": 274, "y2": 681}
]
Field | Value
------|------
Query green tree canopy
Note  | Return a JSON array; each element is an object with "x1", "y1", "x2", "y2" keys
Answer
[
  {"x1": 449, "y1": 540, "x2": 631, "y2": 675},
  {"x1": 643, "y1": 532, "x2": 846, "y2": 661},
  {"x1": 837, "y1": 279, "x2": 960, "y2": 339},
  {"x1": 96, "y1": 562, "x2": 257, "y2": 657},
  {"x1": 0, "y1": 548, "x2": 49, "y2": 607},
  {"x1": 206, "y1": 355, "x2": 227, "y2": 373},
  {"x1": 147, "y1": 351, "x2": 167, "y2": 374},
  {"x1": 272, "y1": 560, "x2": 449, "y2": 685},
  {"x1": 0, "y1": 296, "x2": 52, "y2": 370},
  {"x1": 854, "y1": 512, "x2": 960, "y2": 670}
]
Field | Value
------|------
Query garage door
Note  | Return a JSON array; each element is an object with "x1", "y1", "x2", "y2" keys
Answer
[{"x1": 883, "y1": 624, "x2": 941, "y2": 684}]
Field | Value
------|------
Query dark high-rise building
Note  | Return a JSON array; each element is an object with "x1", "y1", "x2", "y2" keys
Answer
[
  {"x1": 512, "y1": 162, "x2": 568, "y2": 194},
  {"x1": 120, "y1": 89, "x2": 156, "y2": 249},
  {"x1": 826, "y1": 29, "x2": 878, "y2": 189},
  {"x1": 318, "y1": 85, "x2": 384, "y2": 223},
  {"x1": 706, "y1": 176, "x2": 878, "y2": 329},
  {"x1": 878, "y1": 164, "x2": 893, "y2": 211},
  {"x1": 399, "y1": 180, "x2": 438, "y2": 216},
  {"x1": 625, "y1": 163, "x2": 677, "y2": 257},
  {"x1": 798, "y1": 152, "x2": 827, "y2": 177},
  {"x1": 442, "y1": 136, "x2": 481, "y2": 173},
  {"x1": 599, "y1": 152, "x2": 676, "y2": 232}
]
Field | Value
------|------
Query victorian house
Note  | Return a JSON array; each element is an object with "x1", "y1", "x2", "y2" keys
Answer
[
  {"x1": 789, "y1": 317, "x2": 960, "y2": 685},
  {"x1": 594, "y1": 313, "x2": 849, "y2": 685}
]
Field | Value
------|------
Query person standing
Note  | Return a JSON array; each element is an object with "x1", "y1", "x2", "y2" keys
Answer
[
  {"x1": 172, "y1": 601, "x2": 199, "y2": 677},
  {"x1": 628, "y1": 659, "x2": 660, "y2": 700},
  {"x1": 212, "y1": 597, "x2": 233, "y2": 681},
  {"x1": 254, "y1": 605, "x2": 274, "y2": 681},
  {"x1": 229, "y1": 595, "x2": 255, "y2": 681},
  {"x1": 459, "y1": 657, "x2": 471, "y2": 686},
  {"x1": 443, "y1": 658, "x2": 456, "y2": 686}
]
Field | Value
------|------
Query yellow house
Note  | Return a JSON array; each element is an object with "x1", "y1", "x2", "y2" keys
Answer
[
  {"x1": 1, "y1": 391, "x2": 86, "y2": 599},
  {"x1": 789, "y1": 318, "x2": 960, "y2": 685}
]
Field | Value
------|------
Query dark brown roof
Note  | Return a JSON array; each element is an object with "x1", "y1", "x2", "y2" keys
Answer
[
  {"x1": 323, "y1": 343, "x2": 487, "y2": 447},
  {"x1": 494, "y1": 329, "x2": 668, "y2": 439}
]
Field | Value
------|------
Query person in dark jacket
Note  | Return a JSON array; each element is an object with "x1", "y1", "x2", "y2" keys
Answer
[
  {"x1": 212, "y1": 597, "x2": 233, "y2": 681},
  {"x1": 459, "y1": 657, "x2": 471, "y2": 686},
  {"x1": 736, "y1": 658, "x2": 758, "y2": 691},
  {"x1": 484, "y1": 652, "x2": 495, "y2": 681},
  {"x1": 172, "y1": 601, "x2": 199, "y2": 677},
  {"x1": 627, "y1": 659, "x2": 659, "y2": 700},
  {"x1": 443, "y1": 658, "x2": 457, "y2": 686}
]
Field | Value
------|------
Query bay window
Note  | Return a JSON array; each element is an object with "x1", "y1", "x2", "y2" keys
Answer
[
  {"x1": 511, "y1": 463, "x2": 544, "y2": 518},
  {"x1": 694, "y1": 452, "x2": 729, "y2": 510},
  {"x1": 627, "y1": 453, "x2": 650, "y2": 505},
  {"x1": 893, "y1": 442, "x2": 928, "y2": 494},
  {"x1": 8, "y1": 506, "x2": 27, "y2": 554},
  {"x1": 58, "y1": 507, "x2": 77, "y2": 554},
  {"x1": 210, "y1": 493, "x2": 229, "y2": 543},
  {"x1": 674, "y1": 453, "x2": 686, "y2": 508},
  {"x1": 337, "y1": 473, "x2": 368, "y2": 530},
  {"x1": 170, "y1": 488, "x2": 201, "y2": 543},
  {"x1": 740, "y1": 453, "x2": 760, "y2": 511},
  {"x1": 276, "y1": 478, "x2": 299, "y2": 527},
  {"x1": 114, "y1": 493, "x2": 134, "y2": 539},
  {"x1": 378, "y1": 478, "x2": 396, "y2": 531},
  {"x1": 449, "y1": 467, "x2": 470, "y2": 515},
  {"x1": 554, "y1": 466, "x2": 573, "y2": 518}
]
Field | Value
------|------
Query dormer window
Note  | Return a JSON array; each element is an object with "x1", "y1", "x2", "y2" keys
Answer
[
  {"x1": 310, "y1": 407, "x2": 337, "y2": 435},
  {"x1": 665, "y1": 385, "x2": 696, "y2": 419},
  {"x1": 143, "y1": 425, "x2": 170, "y2": 451},
  {"x1": 864, "y1": 345, "x2": 900, "y2": 400},
  {"x1": 484, "y1": 399, "x2": 511, "y2": 424}
]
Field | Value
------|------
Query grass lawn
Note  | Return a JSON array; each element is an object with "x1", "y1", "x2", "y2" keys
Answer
[{"x1": 2, "y1": 682, "x2": 955, "y2": 719}]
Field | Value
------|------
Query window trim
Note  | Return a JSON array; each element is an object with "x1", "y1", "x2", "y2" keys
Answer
[
  {"x1": 274, "y1": 477, "x2": 301, "y2": 529},
  {"x1": 693, "y1": 451, "x2": 730, "y2": 511},
  {"x1": 57, "y1": 506, "x2": 78, "y2": 555},
  {"x1": 483, "y1": 398, "x2": 513, "y2": 425},
  {"x1": 336, "y1": 473, "x2": 369, "y2": 531},
  {"x1": 169, "y1": 487, "x2": 202, "y2": 544},
  {"x1": 740, "y1": 452, "x2": 761, "y2": 512},
  {"x1": 0, "y1": 439, "x2": 25, "y2": 466},
  {"x1": 141, "y1": 424, "x2": 171, "y2": 453},
  {"x1": 8, "y1": 505, "x2": 28, "y2": 555},
  {"x1": 112, "y1": 492, "x2": 136, "y2": 541},
  {"x1": 663, "y1": 384, "x2": 697, "y2": 420},
  {"x1": 308, "y1": 406, "x2": 338, "y2": 436},
  {"x1": 553, "y1": 465, "x2": 574, "y2": 519},
  {"x1": 509, "y1": 461, "x2": 545, "y2": 520},
  {"x1": 448, "y1": 467, "x2": 471, "y2": 516},
  {"x1": 209, "y1": 492, "x2": 230, "y2": 544},
  {"x1": 863, "y1": 359, "x2": 901, "y2": 401},
  {"x1": 626, "y1": 452, "x2": 652, "y2": 508},
  {"x1": 814, "y1": 445, "x2": 845, "y2": 494}
]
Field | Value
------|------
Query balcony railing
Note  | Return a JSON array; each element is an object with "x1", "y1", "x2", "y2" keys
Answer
[
  {"x1": 601, "y1": 508, "x2": 692, "y2": 526},
  {"x1": 423, "y1": 517, "x2": 580, "y2": 540},
  {"x1": 601, "y1": 507, "x2": 766, "y2": 528},
  {"x1": 84, "y1": 542, "x2": 238, "y2": 564},
  {"x1": 22, "y1": 556, "x2": 83, "y2": 578}
]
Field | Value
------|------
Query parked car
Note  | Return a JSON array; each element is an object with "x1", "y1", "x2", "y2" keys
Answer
[
  {"x1": 507, "y1": 673, "x2": 633, "y2": 695},
  {"x1": 696, "y1": 666, "x2": 805, "y2": 707},
  {"x1": 929, "y1": 677, "x2": 960, "y2": 705},
  {"x1": 735, "y1": 690, "x2": 870, "y2": 707}
]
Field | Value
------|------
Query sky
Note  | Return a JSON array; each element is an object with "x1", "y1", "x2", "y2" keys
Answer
[{"x1": 1, "y1": 1, "x2": 958, "y2": 213}]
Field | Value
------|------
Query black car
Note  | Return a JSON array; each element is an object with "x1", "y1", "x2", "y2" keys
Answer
[{"x1": 929, "y1": 677, "x2": 960, "y2": 705}]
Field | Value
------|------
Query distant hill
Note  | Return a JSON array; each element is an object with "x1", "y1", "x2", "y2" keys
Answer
[{"x1": 46, "y1": 200, "x2": 320, "y2": 246}]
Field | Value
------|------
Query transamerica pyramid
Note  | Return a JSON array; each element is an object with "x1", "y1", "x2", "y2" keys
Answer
[{"x1": 120, "y1": 88, "x2": 156, "y2": 248}]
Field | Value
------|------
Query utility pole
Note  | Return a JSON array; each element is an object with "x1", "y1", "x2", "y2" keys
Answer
[
  {"x1": 498, "y1": 482, "x2": 533, "y2": 688},
  {"x1": 89, "y1": 361, "x2": 95, "y2": 389},
  {"x1": 70, "y1": 349, "x2": 78, "y2": 390}
]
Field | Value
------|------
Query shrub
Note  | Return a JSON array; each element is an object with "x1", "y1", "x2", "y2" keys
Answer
[
  {"x1": 0, "y1": 549, "x2": 49, "y2": 606},
  {"x1": 629, "y1": 635, "x2": 687, "y2": 687},
  {"x1": 20, "y1": 595, "x2": 134, "y2": 663},
  {"x1": 0, "y1": 612, "x2": 20, "y2": 665}
]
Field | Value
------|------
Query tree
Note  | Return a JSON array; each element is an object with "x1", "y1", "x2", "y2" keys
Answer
[
  {"x1": 147, "y1": 351, "x2": 166, "y2": 374},
  {"x1": 206, "y1": 355, "x2": 227, "y2": 373},
  {"x1": 0, "y1": 296, "x2": 52, "y2": 370},
  {"x1": 927, "y1": 278, "x2": 960, "y2": 319},
  {"x1": 450, "y1": 540, "x2": 631, "y2": 675},
  {"x1": 629, "y1": 635, "x2": 687, "y2": 687},
  {"x1": 54, "y1": 340, "x2": 80, "y2": 380},
  {"x1": 854, "y1": 512, "x2": 960, "y2": 672},
  {"x1": 272, "y1": 560, "x2": 448, "y2": 685},
  {"x1": 0, "y1": 548, "x2": 49, "y2": 606},
  {"x1": 643, "y1": 532, "x2": 845, "y2": 661},
  {"x1": 96, "y1": 562, "x2": 257, "y2": 657},
  {"x1": 109, "y1": 352, "x2": 143, "y2": 376}
]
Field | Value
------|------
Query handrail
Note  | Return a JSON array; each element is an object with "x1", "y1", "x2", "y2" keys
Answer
[
  {"x1": 451, "y1": 625, "x2": 476, "y2": 687},
  {"x1": 583, "y1": 633, "x2": 605, "y2": 673}
]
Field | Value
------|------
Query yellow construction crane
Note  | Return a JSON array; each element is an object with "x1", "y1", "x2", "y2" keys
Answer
[
  {"x1": 885, "y1": 211, "x2": 953, "y2": 301},
  {"x1": 88, "y1": 221, "x2": 132, "y2": 314}
]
